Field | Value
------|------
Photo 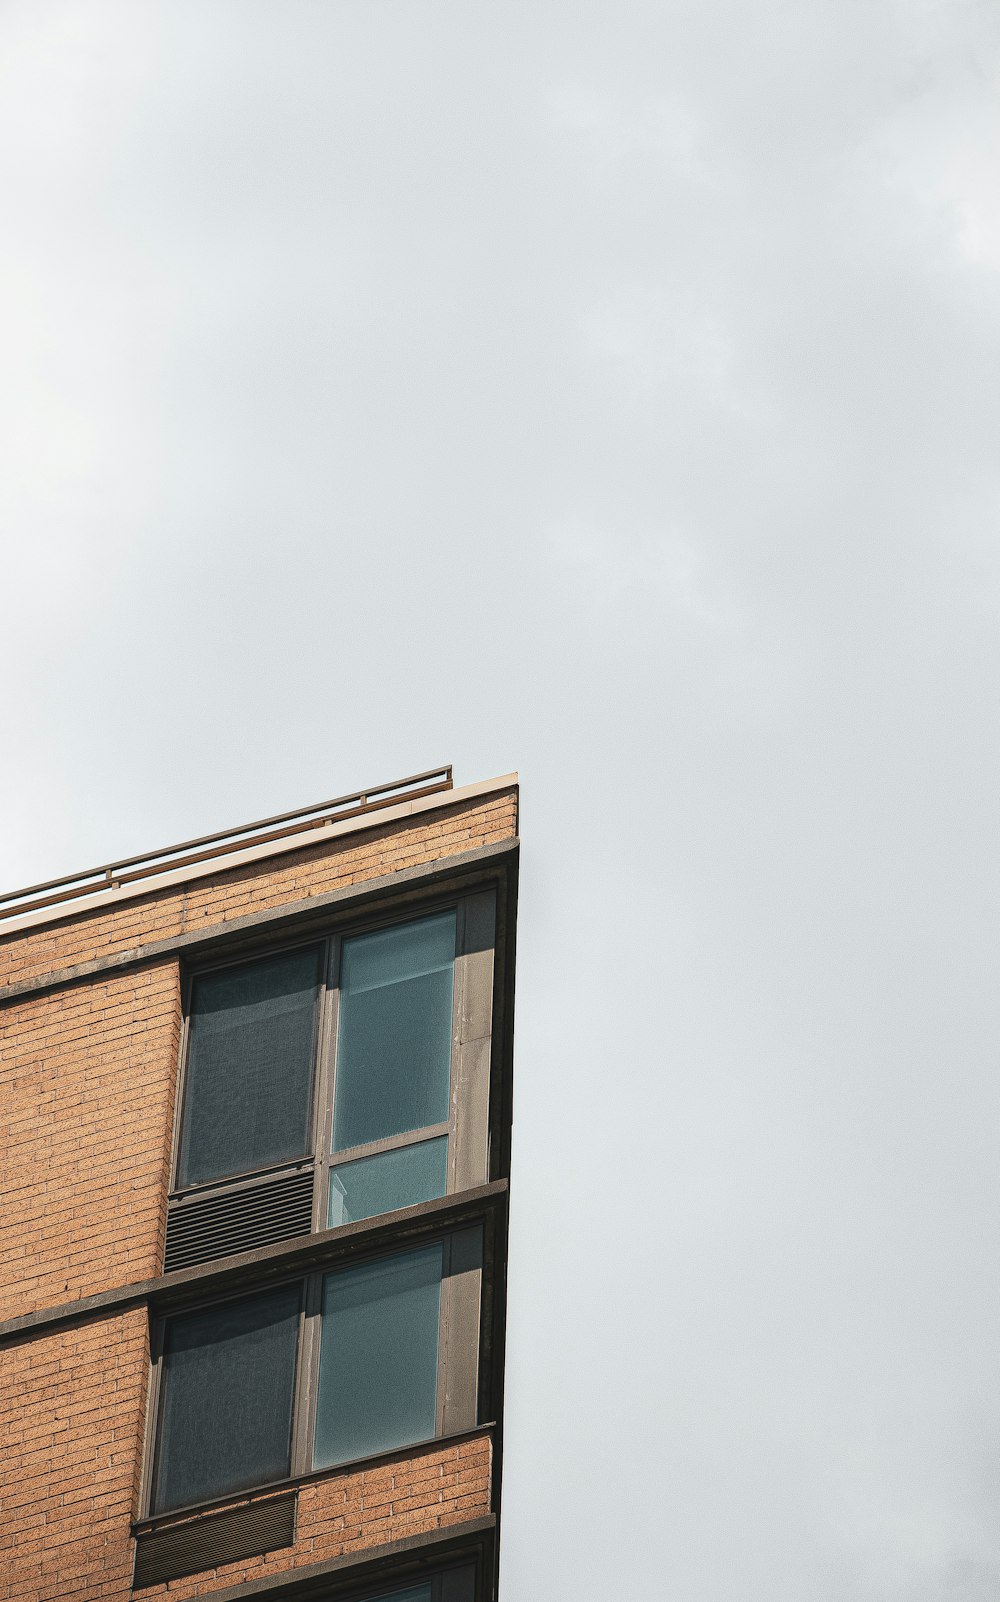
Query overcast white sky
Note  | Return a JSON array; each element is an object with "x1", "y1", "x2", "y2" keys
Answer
[{"x1": 3, "y1": 2, "x2": 1000, "y2": 1597}]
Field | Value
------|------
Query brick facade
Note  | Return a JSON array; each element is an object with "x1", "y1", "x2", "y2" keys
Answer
[{"x1": 0, "y1": 780, "x2": 516, "y2": 1601}]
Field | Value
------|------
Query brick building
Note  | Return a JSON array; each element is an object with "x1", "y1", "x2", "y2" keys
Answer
[{"x1": 0, "y1": 768, "x2": 518, "y2": 1602}]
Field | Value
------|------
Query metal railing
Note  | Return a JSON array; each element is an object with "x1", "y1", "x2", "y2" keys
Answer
[{"x1": 0, "y1": 765, "x2": 453, "y2": 923}]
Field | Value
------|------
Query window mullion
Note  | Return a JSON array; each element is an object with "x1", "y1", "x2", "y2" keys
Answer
[
  {"x1": 451, "y1": 891, "x2": 496, "y2": 1196},
  {"x1": 139, "y1": 1320, "x2": 166, "y2": 1519},
  {"x1": 312, "y1": 934, "x2": 342, "y2": 1234},
  {"x1": 434, "y1": 1235, "x2": 453, "y2": 1439},
  {"x1": 167, "y1": 973, "x2": 195, "y2": 1195},
  {"x1": 330, "y1": 1122, "x2": 451, "y2": 1167},
  {"x1": 291, "y1": 1272, "x2": 321, "y2": 1480},
  {"x1": 446, "y1": 901, "x2": 466, "y2": 1197}
]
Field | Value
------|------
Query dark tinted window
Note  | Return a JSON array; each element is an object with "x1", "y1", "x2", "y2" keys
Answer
[
  {"x1": 314, "y1": 1577, "x2": 475, "y2": 1602},
  {"x1": 317, "y1": 1588, "x2": 433, "y2": 1602},
  {"x1": 366, "y1": 1589, "x2": 432, "y2": 1602},
  {"x1": 333, "y1": 913, "x2": 455, "y2": 1152},
  {"x1": 314, "y1": 1244, "x2": 443, "y2": 1468},
  {"x1": 178, "y1": 947, "x2": 321, "y2": 1188},
  {"x1": 153, "y1": 1283, "x2": 301, "y2": 1514}
]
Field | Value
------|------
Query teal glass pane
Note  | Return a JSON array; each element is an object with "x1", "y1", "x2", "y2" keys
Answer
[
  {"x1": 314, "y1": 1244, "x2": 443, "y2": 1469},
  {"x1": 328, "y1": 1137, "x2": 448, "y2": 1228},
  {"x1": 333, "y1": 912, "x2": 456, "y2": 1152}
]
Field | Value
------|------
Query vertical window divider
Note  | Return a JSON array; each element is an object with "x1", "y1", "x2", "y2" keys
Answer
[
  {"x1": 166, "y1": 971, "x2": 196, "y2": 1196},
  {"x1": 311, "y1": 935, "x2": 340, "y2": 1234},
  {"x1": 446, "y1": 903, "x2": 466, "y2": 1198},
  {"x1": 434, "y1": 1235, "x2": 454, "y2": 1439},
  {"x1": 292, "y1": 1272, "x2": 322, "y2": 1479},
  {"x1": 436, "y1": 1226, "x2": 483, "y2": 1438},
  {"x1": 137, "y1": 1312, "x2": 167, "y2": 1522},
  {"x1": 451, "y1": 891, "x2": 495, "y2": 1196}
]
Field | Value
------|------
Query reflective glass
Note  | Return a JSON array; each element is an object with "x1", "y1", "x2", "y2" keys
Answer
[
  {"x1": 328, "y1": 1137, "x2": 448, "y2": 1227},
  {"x1": 333, "y1": 913, "x2": 455, "y2": 1152},
  {"x1": 153, "y1": 1283, "x2": 300, "y2": 1513},
  {"x1": 178, "y1": 947, "x2": 321, "y2": 1188},
  {"x1": 314, "y1": 1244, "x2": 443, "y2": 1469}
]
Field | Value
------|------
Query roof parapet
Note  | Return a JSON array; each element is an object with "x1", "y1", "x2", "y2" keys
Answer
[{"x1": 0, "y1": 766, "x2": 454, "y2": 925}]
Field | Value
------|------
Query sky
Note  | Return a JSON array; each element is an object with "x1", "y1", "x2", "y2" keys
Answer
[{"x1": 3, "y1": 1, "x2": 1000, "y2": 1597}]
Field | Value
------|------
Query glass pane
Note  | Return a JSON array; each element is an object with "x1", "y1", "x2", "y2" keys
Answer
[
  {"x1": 368, "y1": 1589, "x2": 433, "y2": 1602},
  {"x1": 314, "y1": 1244, "x2": 443, "y2": 1469},
  {"x1": 328, "y1": 1137, "x2": 448, "y2": 1227},
  {"x1": 178, "y1": 947, "x2": 321, "y2": 1188},
  {"x1": 153, "y1": 1283, "x2": 300, "y2": 1514},
  {"x1": 333, "y1": 912, "x2": 455, "y2": 1152},
  {"x1": 317, "y1": 1589, "x2": 433, "y2": 1602}
]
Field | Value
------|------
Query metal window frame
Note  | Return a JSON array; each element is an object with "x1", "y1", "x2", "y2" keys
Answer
[
  {"x1": 317, "y1": 905, "x2": 464, "y2": 1232},
  {"x1": 167, "y1": 891, "x2": 496, "y2": 1246},
  {"x1": 141, "y1": 1225, "x2": 485, "y2": 1523},
  {"x1": 142, "y1": 1272, "x2": 308, "y2": 1519},
  {"x1": 168, "y1": 933, "x2": 329, "y2": 1200},
  {"x1": 311, "y1": 1564, "x2": 477, "y2": 1602}
]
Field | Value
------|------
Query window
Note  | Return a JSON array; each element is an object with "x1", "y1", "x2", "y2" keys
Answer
[
  {"x1": 147, "y1": 1230, "x2": 482, "y2": 1516},
  {"x1": 323, "y1": 1572, "x2": 476, "y2": 1602},
  {"x1": 152, "y1": 1284, "x2": 301, "y2": 1513},
  {"x1": 165, "y1": 896, "x2": 495, "y2": 1271},
  {"x1": 178, "y1": 947, "x2": 322, "y2": 1189},
  {"x1": 328, "y1": 911, "x2": 456, "y2": 1225},
  {"x1": 314, "y1": 1243, "x2": 443, "y2": 1469}
]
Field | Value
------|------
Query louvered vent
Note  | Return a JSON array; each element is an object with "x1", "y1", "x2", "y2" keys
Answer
[
  {"x1": 164, "y1": 1169, "x2": 314, "y2": 1272},
  {"x1": 133, "y1": 1494, "x2": 296, "y2": 1588}
]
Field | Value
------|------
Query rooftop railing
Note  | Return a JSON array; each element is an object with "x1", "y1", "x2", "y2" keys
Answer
[{"x1": 0, "y1": 765, "x2": 453, "y2": 923}]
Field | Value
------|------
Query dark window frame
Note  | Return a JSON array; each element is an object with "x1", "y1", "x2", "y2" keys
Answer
[
  {"x1": 140, "y1": 1225, "x2": 485, "y2": 1521},
  {"x1": 166, "y1": 891, "x2": 496, "y2": 1237},
  {"x1": 313, "y1": 1565, "x2": 477, "y2": 1602}
]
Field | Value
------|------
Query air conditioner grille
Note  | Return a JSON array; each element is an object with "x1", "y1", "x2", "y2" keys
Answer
[
  {"x1": 164, "y1": 1169, "x2": 314, "y2": 1272},
  {"x1": 133, "y1": 1494, "x2": 296, "y2": 1588}
]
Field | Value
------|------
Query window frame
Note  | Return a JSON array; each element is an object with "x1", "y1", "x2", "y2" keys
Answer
[
  {"x1": 166, "y1": 891, "x2": 496, "y2": 1235},
  {"x1": 311, "y1": 1565, "x2": 478, "y2": 1602},
  {"x1": 168, "y1": 931, "x2": 329, "y2": 1202},
  {"x1": 141, "y1": 1225, "x2": 485, "y2": 1522}
]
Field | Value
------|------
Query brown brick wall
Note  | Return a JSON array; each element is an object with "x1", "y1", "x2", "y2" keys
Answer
[
  {"x1": 0, "y1": 1303, "x2": 491, "y2": 1602},
  {"x1": 0, "y1": 1307, "x2": 147, "y2": 1602},
  {"x1": 0, "y1": 963, "x2": 180, "y2": 1320},
  {"x1": 0, "y1": 791, "x2": 517, "y2": 990}
]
